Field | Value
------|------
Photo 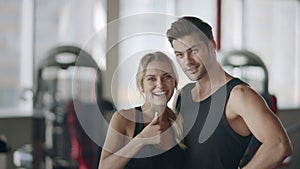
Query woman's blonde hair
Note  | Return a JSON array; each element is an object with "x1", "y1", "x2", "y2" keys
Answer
[{"x1": 136, "y1": 51, "x2": 186, "y2": 149}]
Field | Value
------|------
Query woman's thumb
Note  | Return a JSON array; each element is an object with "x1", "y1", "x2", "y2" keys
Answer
[{"x1": 150, "y1": 112, "x2": 158, "y2": 125}]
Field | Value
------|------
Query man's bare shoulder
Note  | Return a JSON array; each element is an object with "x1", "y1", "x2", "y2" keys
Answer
[
  {"x1": 228, "y1": 83, "x2": 270, "y2": 117},
  {"x1": 230, "y1": 83, "x2": 260, "y2": 99}
]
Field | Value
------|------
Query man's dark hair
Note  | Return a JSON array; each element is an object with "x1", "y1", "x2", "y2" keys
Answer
[{"x1": 166, "y1": 16, "x2": 214, "y2": 46}]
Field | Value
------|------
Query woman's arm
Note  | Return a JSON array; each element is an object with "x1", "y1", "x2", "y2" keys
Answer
[{"x1": 98, "y1": 111, "x2": 161, "y2": 169}]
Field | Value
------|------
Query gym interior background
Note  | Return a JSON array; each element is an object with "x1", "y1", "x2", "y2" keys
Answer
[{"x1": 0, "y1": 0, "x2": 299, "y2": 169}]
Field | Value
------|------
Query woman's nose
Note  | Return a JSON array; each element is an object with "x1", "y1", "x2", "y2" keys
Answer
[{"x1": 156, "y1": 78, "x2": 164, "y2": 88}]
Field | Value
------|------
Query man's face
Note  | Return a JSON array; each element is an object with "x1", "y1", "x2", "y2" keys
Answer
[{"x1": 172, "y1": 32, "x2": 212, "y2": 81}]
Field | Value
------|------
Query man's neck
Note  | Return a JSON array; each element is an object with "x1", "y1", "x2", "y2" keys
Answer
[{"x1": 192, "y1": 65, "x2": 231, "y2": 101}]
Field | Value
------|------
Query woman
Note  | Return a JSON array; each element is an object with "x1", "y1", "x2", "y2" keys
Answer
[{"x1": 98, "y1": 52, "x2": 185, "y2": 169}]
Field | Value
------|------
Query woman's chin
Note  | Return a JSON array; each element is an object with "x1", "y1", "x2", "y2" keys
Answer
[{"x1": 152, "y1": 100, "x2": 167, "y2": 106}]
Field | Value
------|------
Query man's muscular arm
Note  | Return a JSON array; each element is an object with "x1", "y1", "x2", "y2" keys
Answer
[{"x1": 228, "y1": 85, "x2": 292, "y2": 169}]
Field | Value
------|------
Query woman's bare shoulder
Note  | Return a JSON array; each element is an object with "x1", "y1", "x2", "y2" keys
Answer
[{"x1": 111, "y1": 108, "x2": 136, "y2": 125}]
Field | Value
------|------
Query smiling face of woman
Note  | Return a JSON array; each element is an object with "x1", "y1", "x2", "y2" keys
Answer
[{"x1": 142, "y1": 60, "x2": 176, "y2": 107}]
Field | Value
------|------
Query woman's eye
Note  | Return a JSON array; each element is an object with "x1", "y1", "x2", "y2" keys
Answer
[
  {"x1": 164, "y1": 75, "x2": 172, "y2": 79},
  {"x1": 147, "y1": 77, "x2": 155, "y2": 81}
]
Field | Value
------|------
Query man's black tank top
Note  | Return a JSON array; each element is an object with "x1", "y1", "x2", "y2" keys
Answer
[
  {"x1": 178, "y1": 78, "x2": 252, "y2": 169},
  {"x1": 124, "y1": 107, "x2": 185, "y2": 169}
]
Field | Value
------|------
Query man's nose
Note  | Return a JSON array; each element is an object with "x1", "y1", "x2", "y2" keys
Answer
[{"x1": 183, "y1": 51, "x2": 194, "y2": 64}]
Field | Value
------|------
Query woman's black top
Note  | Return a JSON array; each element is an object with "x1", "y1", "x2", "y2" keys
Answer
[{"x1": 124, "y1": 107, "x2": 185, "y2": 169}]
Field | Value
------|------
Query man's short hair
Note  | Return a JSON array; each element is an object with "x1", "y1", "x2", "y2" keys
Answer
[{"x1": 166, "y1": 16, "x2": 214, "y2": 46}]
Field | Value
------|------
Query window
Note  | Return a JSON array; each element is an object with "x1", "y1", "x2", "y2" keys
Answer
[
  {"x1": 0, "y1": 0, "x2": 33, "y2": 117},
  {"x1": 221, "y1": 0, "x2": 300, "y2": 108},
  {"x1": 34, "y1": 0, "x2": 107, "y2": 71},
  {"x1": 0, "y1": 0, "x2": 107, "y2": 117}
]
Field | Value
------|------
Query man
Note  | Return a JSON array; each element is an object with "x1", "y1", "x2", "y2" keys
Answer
[{"x1": 166, "y1": 16, "x2": 292, "y2": 169}]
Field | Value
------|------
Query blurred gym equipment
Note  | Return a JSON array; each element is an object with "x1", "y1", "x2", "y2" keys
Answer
[
  {"x1": 0, "y1": 135, "x2": 11, "y2": 169},
  {"x1": 14, "y1": 45, "x2": 115, "y2": 169}
]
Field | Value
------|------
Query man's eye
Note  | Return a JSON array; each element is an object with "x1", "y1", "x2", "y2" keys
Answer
[{"x1": 175, "y1": 53, "x2": 183, "y2": 58}]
